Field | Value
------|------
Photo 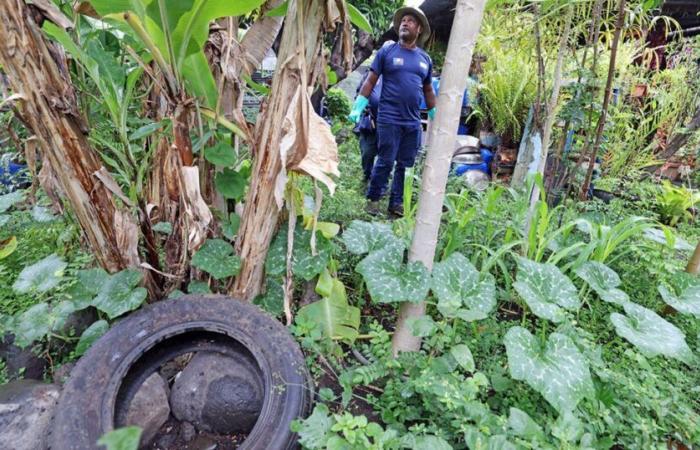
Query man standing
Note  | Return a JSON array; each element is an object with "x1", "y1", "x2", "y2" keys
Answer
[
  {"x1": 353, "y1": 71, "x2": 383, "y2": 183},
  {"x1": 349, "y1": 7, "x2": 437, "y2": 217}
]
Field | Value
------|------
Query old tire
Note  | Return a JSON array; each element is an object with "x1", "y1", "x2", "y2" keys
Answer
[{"x1": 49, "y1": 295, "x2": 312, "y2": 450}]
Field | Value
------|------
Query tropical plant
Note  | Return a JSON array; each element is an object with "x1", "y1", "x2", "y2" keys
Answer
[{"x1": 655, "y1": 180, "x2": 700, "y2": 226}]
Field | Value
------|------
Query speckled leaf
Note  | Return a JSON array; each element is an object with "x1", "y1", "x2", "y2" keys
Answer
[
  {"x1": 187, "y1": 280, "x2": 211, "y2": 294},
  {"x1": 12, "y1": 254, "x2": 67, "y2": 294},
  {"x1": 513, "y1": 257, "x2": 580, "y2": 323},
  {"x1": 611, "y1": 302, "x2": 694, "y2": 364},
  {"x1": 151, "y1": 221, "x2": 173, "y2": 235},
  {"x1": 264, "y1": 228, "x2": 331, "y2": 281},
  {"x1": 450, "y1": 344, "x2": 475, "y2": 372},
  {"x1": 658, "y1": 272, "x2": 700, "y2": 317},
  {"x1": 356, "y1": 245, "x2": 429, "y2": 303},
  {"x1": 431, "y1": 252, "x2": 496, "y2": 321},
  {"x1": 253, "y1": 279, "x2": 284, "y2": 316},
  {"x1": 12, "y1": 303, "x2": 51, "y2": 348},
  {"x1": 191, "y1": 239, "x2": 241, "y2": 280},
  {"x1": 341, "y1": 220, "x2": 404, "y2": 255},
  {"x1": 504, "y1": 326, "x2": 594, "y2": 413},
  {"x1": 574, "y1": 261, "x2": 628, "y2": 304},
  {"x1": 92, "y1": 270, "x2": 147, "y2": 319},
  {"x1": 31, "y1": 205, "x2": 56, "y2": 222},
  {"x1": 75, "y1": 320, "x2": 109, "y2": 356},
  {"x1": 0, "y1": 191, "x2": 23, "y2": 213}
]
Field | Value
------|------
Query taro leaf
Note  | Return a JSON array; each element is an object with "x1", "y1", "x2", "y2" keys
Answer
[
  {"x1": 204, "y1": 142, "x2": 236, "y2": 167},
  {"x1": 0, "y1": 191, "x2": 23, "y2": 213},
  {"x1": 297, "y1": 278, "x2": 360, "y2": 343},
  {"x1": 0, "y1": 215, "x2": 9, "y2": 227},
  {"x1": 508, "y1": 407, "x2": 545, "y2": 440},
  {"x1": 513, "y1": 257, "x2": 580, "y2": 323},
  {"x1": 431, "y1": 252, "x2": 496, "y2": 321},
  {"x1": 658, "y1": 272, "x2": 700, "y2": 317},
  {"x1": 253, "y1": 278, "x2": 284, "y2": 316},
  {"x1": 12, "y1": 303, "x2": 51, "y2": 348},
  {"x1": 408, "y1": 315, "x2": 436, "y2": 338},
  {"x1": 0, "y1": 236, "x2": 18, "y2": 260},
  {"x1": 610, "y1": 302, "x2": 694, "y2": 364},
  {"x1": 151, "y1": 221, "x2": 173, "y2": 235},
  {"x1": 504, "y1": 326, "x2": 594, "y2": 413},
  {"x1": 12, "y1": 254, "x2": 67, "y2": 294},
  {"x1": 187, "y1": 280, "x2": 211, "y2": 294},
  {"x1": 574, "y1": 261, "x2": 629, "y2": 304},
  {"x1": 356, "y1": 244, "x2": 429, "y2": 303},
  {"x1": 341, "y1": 220, "x2": 404, "y2": 255},
  {"x1": 97, "y1": 426, "x2": 142, "y2": 450},
  {"x1": 92, "y1": 270, "x2": 147, "y2": 319},
  {"x1": 191, "y1": 239, "x2": 241, "y2": 280},
  {"x1": 294, "y1": 404, "x2": 333, "y2": 449},
  {"x1": 264, "y1": 228, "x2": 331, "y2": 281},
  {"x1": 450, "y1": 344, "x2": 475, "y2": 372},
  {"x1": 214, "y1": 168, "x2": 247, "y2": 200},
  {"x1": 75, "y1": 320, "x2": 109, "y2": 357}
]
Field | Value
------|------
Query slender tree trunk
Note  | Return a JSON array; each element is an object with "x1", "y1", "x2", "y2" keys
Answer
[
  {"x1": 392, "y1": 0, "x2": 487, "y2": 354},
  {"x1": 0, "y1": 1, "x2": 139, "y2": 272},
  {"x1": 687, "y1": 241, "x2": 700, "y2": 275},
  {"x1": 231, "y1": 0, "x2": 329, "y2": 301},
  {"x1": 579, "y1": 0, "x2": 626, "y2": 200}
]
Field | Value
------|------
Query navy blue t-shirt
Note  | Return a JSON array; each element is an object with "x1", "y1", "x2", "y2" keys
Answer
[{"x1": 370, "y1": 43, "x2": 433, "y2": 126}]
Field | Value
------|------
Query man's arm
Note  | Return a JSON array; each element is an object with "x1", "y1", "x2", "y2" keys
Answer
[
  {"x1": 423, "y1": 82, "x2": 437, "y2": 110},
  {"x1": 359, "y1": 71, "x2": 379, "y2": 98}
]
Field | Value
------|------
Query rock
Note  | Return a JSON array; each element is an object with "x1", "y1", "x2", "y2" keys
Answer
[
  {"x1": 170, "y1": 351, "x2": 263, "y2": 434},
  {"x1": 0, "y1": 380, "x2": 60, "y2": 450},
  {"x1": 0, "y1": 334, "x2": 47, "y2": 381},
  {"x1": 180, "y1": 421, "x2": 196, "y2": 442},
  {"x1": 124, "y1": 373, "x2": 171, "y2": 448}
]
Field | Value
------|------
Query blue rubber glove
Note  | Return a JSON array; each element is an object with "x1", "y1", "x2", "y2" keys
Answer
[
  {"x1": 348, "y1": 95, "x2": 369, "y2": 124},
  {"x1": 428, "y1": 107, "x2": 436, "y2": 120}
]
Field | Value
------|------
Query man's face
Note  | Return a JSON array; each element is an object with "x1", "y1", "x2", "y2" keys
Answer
[{"x1": 398, "y1": 14, "x2": 421, "y2": 43}]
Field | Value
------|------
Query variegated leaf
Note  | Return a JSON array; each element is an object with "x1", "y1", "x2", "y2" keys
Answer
[
  {"x1": 356, "y1": 245, "x2": 429, "y2": 303},
  {"x1": 12, "y1": 254, "x2": 67, "y2": 294},
  {"x1": 504, "y1": 326, "x2": 594, "y2": 413},
  {"x1": 513, "y1": 257, "x2": 580, "y2": 323},
  {"x1": 341, "y1": 220, "x2": 404, "y2": 255},
  {"x1": 574, "y1": 261, "x2": 629, "y2": 304},
  {"x1": 610, "y1": 302, "x2": 694, "y2": 364},
  {"x1": 431, "y1": 252, "x2": 495, "y2": 321},
  {"x1": 658, "y1": 272, "x2": 700, "y2": 317}
]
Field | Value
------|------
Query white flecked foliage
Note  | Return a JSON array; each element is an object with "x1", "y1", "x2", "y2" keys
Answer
[
  {"x1": 12, "y1": 254, "x2": 67, "y2": 294},
  {"x1": 341, "y1": 220, "x2": 404, "y2": 255},
  {"x1": 610, "y1": 302, "x2": 694, "y2": 364},
  {"x1": 356, "y1": 244, "x2": 429, "y2": 304},
  {"x1": 574, "y1": 261, "x2": 629, "y2": 304},
  {"x1": 513, "y1": 257, "x2": 580, "y2": 323},
  {"x1": 504, "y1": 326, "x2": 594, "y2": 414},
  {"x1": 658, "y1": 272, "x2": 700, "y2": 317},
  {"x1": 431, "y1": 252, "x2": 496, "y2": 321}
]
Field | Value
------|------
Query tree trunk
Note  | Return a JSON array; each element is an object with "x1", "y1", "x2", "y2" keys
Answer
[
  {"x1": 0, "y1": 1, "x2": 139, "y2": 272},
  {"x1": 392, "y1": 0, "x2": 487, "y2": 355},
  {"x1": 231, "y1": 0, "x2": 331, "y2": 301},
  {"x1": 687, "y1": 241, "x2": 700, "y2": 275},
  {"x1": 580, "y1": 0, "x2": 626, "y2": 200}
]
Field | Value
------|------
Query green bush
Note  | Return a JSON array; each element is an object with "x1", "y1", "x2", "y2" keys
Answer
[{"x1": 325, "y1": 88, "x2": 352, "y2": 123}]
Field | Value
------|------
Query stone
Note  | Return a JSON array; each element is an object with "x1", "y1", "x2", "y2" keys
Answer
[
  {"x1": 170, "y1": 351, "x2": 263, "y2": 434},
  {"x1": 0, "y1": 380, "x2": 60, "y2": 450},
  {"x1": 124, "y1": 372, "x2": 171, "y2": 448},
  {"x1": 180, "y1": 421, "x2": 196, "y2": 442},
  {"x1": 0, "y1": 334, "x2": 47, "y2": 381}
]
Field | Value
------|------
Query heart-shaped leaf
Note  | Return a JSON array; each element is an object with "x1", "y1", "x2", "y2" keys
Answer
[
  {"x1": 92, "y1": 270, "x2": 148, "y2": 319},
  {"x1": 187, "y1": 280, "x2": 211, "y2": 294},
  {"x1": 431, "y1": 252, "x2": 496, "y2": 321},
  {"x1": 0, "y1": 191, "x2": 23, "y2": 213},
  {"x1": 610, "y1": 302, "x2": 694, "y2": 364},
  {"x1": 65, "y1": 268, "x2": 110, "y2": 309},
  {"x1": 513, "y1": 257, "x2": 580, "y2": 323},
  {"x1": 658, "y1": 272, "x2": 700, "y2": 317},
  {"x1": 12, "y1": 254, "x2": 67, "y2": 294},
  {"x1": 356, "y1": 245, "x2": 429, "y2": 303},
  {"x1": 341, "y1": 220, "x2": 404, "y2": 255},
  {"x1": 504, "y1": 326, "x2": 594, "y2": 413},
  {"x1": 254, "y1": 278, "x2": 284, "y2": 316},
  {"x1": 450, "y1": 344, "x2": 475, "y2": 372},
  {"x1": 191, "y1": 239, "x2": 241, "y2": 280},
  {"x1": 297, "y1": 277, "x2": 360, "y2": 343},
  {"x1": 574, "y1": 261, "x2": 629, "y2": 304},
  {"x1": 12, "y1": 303, "x2": 51, "y2": 348},
  {"x1": 265, "y1": 228, "x2": 331, "y2": 281},
  {"x1": 214, "y1": 167, "x2": 247, "y2": 200},
  {"x1": 204, "y1": 142, "x2": 236, "y2": 167},
  {"x1": 75, "y1": 320, "x2": 109, "y2": 356},
  {"x1": 408, "y1": 315, "x2": 436, "y2": 338}
]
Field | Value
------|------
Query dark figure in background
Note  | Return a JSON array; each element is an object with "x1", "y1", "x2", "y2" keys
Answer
[
  {"x1": 349, "y1": 7, "x2": 436, "y2": 217},
  {"x1": 353, "y1": 71, "x2": 383, "y2": 183}
]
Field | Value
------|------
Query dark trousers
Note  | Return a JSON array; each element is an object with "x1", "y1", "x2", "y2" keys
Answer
[
  {"x1": 366, "y1": 122, "x2": 422, "y2": 207},
  {"x1": 359, "y1": 131, "x2": 378, "y2": 181}
]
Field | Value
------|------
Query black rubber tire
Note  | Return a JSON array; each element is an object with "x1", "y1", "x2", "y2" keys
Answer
[{"x1": 49, "y1": 295, "x2": 312, "y2": 450}]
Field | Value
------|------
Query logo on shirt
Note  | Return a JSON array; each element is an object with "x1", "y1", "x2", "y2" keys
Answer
[
  {"x1": 419, "y1": 62, "x2": 428, "y2": 70},
  {"x1": 392, "y1": 57, "x2": 404, "y2": 66}
]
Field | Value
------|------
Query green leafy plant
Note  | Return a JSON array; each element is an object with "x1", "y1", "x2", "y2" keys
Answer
[
  {"x1": 97, "y1": 426, "x2": 142, "y2": 450},
  {"x1": 325, "y1": 88, "x2": 352, "y2": 122},
  {"x1": 658, "y1": 272, "x2": 700, "y2": 317},
  {"x1": 513, "y1": 257, "x2": 580, "y2": 323},
  {"x1": 574, "y1": 261, "x2": 629, "y2": 304},
  {"x1": 655, "y1": 180, "x2": 700, "y2": 226}
]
